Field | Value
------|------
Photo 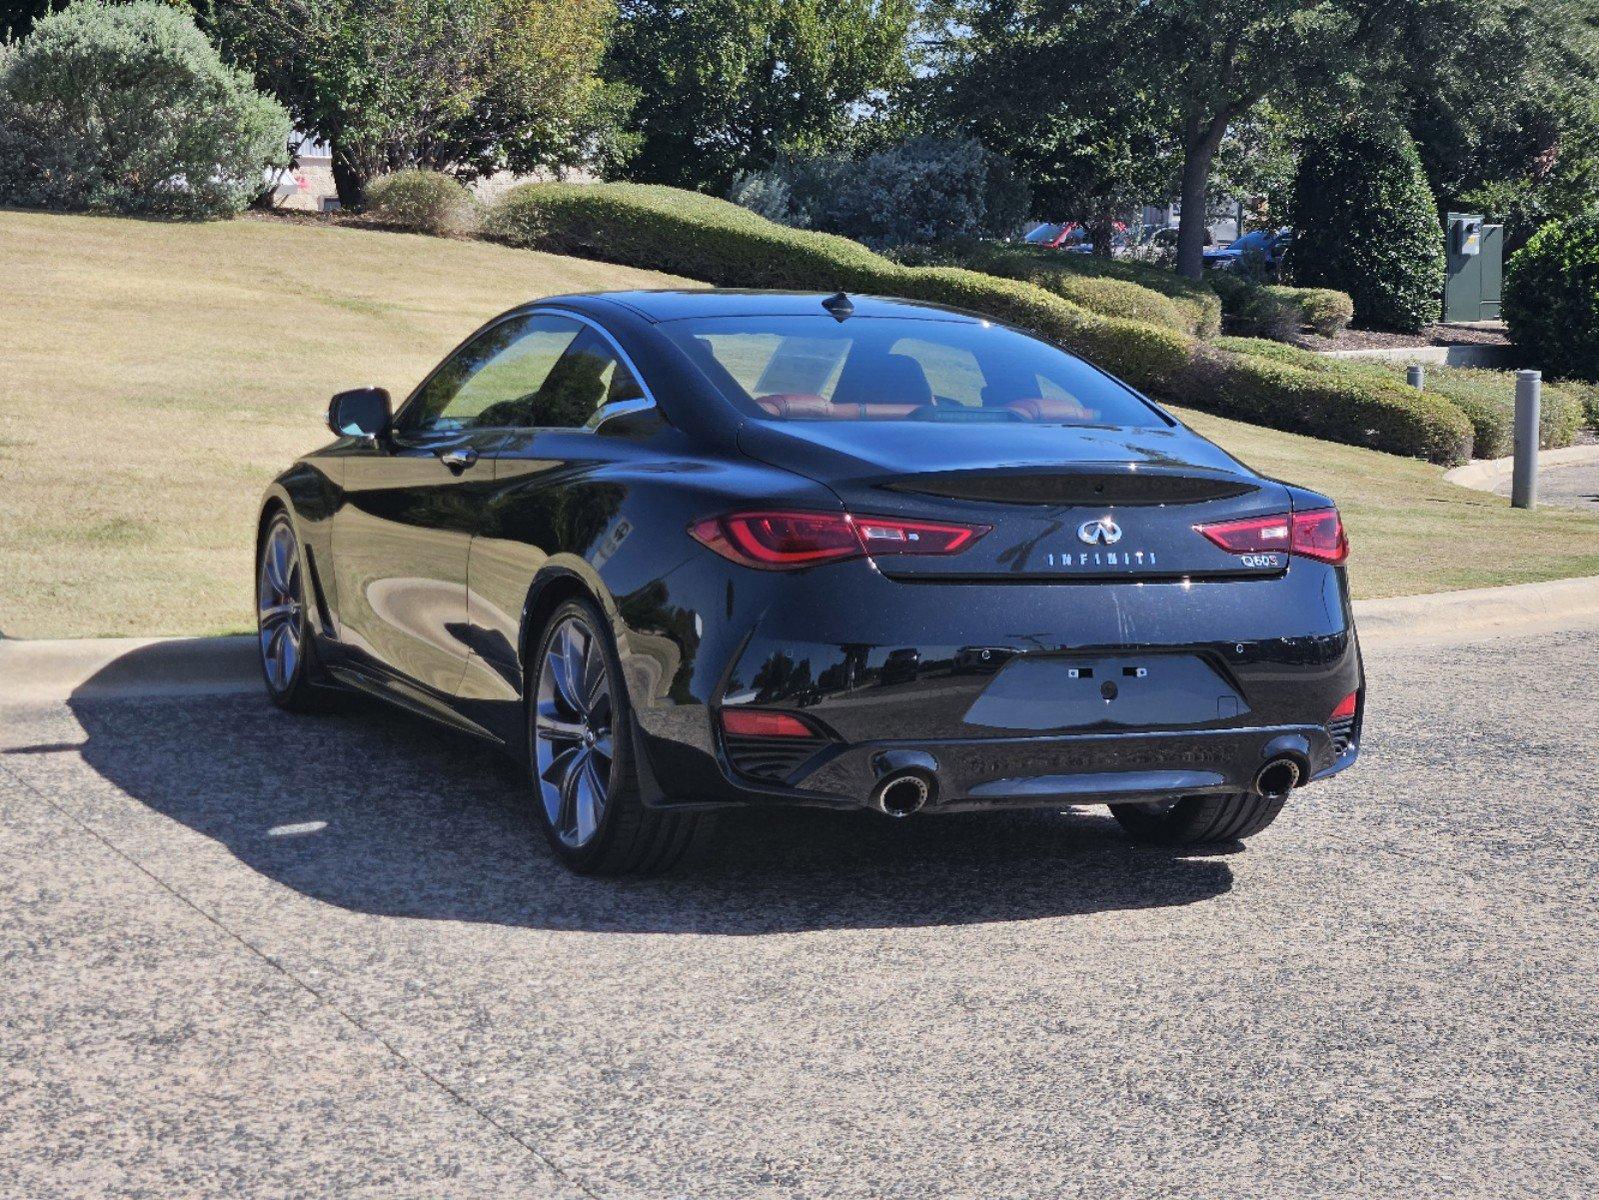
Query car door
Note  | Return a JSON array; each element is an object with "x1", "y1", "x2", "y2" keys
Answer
[
  {"x1": 331, "y1": 313, "x2": 584, "y2": 696},
  {"x1": 456, "y1": 321, "x2": 658, "y2": 716}
]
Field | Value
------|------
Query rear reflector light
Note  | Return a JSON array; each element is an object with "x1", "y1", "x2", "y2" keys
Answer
[
  {"x1": 690, "y1": 510, "x2": 988, "y2": 570},
  {"x1": 1329, "y1": 691, "x2": 1358, "y2": 721},
  {"x1": 720, "y1": 708, "x2": 815, "y2": 738},
  {"x1": 1195, "y1": 507, "x2": 1348, "y2": 565}
]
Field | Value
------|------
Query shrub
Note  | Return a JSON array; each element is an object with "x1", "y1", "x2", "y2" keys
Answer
[
  {"x1": 1170, "y1": 344, "x2": 1473, "y2": 465},
  {"x1": 1214, "y1": 338, "x2": 1582, "y2": 458},
  {"x1": 364, "y1": 170, "x2": 477, "y2": 236},
  {"x1": 1291, "y1": 121, "x2": 1445, "y2": 332},
  {"x1": 1503, "y1": 211, "x2": 1599, "y2": 382},
  {"x1": 485, "y1": 182, "x2": 1193, "y2": 391},
  {"x1": 0, "y1": 1, "x2": 290, "y2": 219},
  {"x1": 895, "y1": 239, "x2": 1221, "y2": 338},
  {"x1": 726, "y1": 137, "x2": 1030, "y2": 249},
  {"x1": 1212, "y1": 275, "x2": 1355, "y2": 341}
]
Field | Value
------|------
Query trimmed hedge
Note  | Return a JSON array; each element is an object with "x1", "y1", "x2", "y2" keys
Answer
[
  {"x1": 365, "y1": 170, "x2": 477, "y2": 236},
  {"x1": 484, "y1": 182, "x2": 1476, "y2": 464},
  {"x1": 1215, "y1": 338, "x2": 1583, "y2": 459},
  {"x1": 1212, "y1": 273, "x2": 1355, "y2": 340},
  {"x1": 1291, "y1": 121, "x2": 1444, "y2": 332},
  {"x1": 485, "y1": 183, "x2": 1194, "y2": 391},
  {"x1": 1170, "y1": 345, "x2": 1473, "y2": 466},
  {"x1": 1503, "y1": 211, "x2": 1599, "y2": 382},
  {"x1": 897, "y1": 239, "x2": 1221, "y2": 338}
]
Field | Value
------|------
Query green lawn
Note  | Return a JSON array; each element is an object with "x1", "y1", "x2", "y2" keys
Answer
[{"x1": 1, "y1": 209, "x2": 1596, "y2": 638}]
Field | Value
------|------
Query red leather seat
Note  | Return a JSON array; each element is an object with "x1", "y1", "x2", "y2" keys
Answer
[{"x1": 1004, "y1": 396, "x2": 1093, "y2": 421}]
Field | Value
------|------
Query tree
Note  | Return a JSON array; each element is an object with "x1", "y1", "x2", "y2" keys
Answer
[
  {"x1": 604, "y1": 0, "x2": 913, "y2": 193},
  {"x1": 1396, "y1": 0, "x2": 1599, "y2": 251},
  {"x1": 929, "y1": 1, "x2": 1531, "y2": 280},
  {"x1": 201, "y1": 0, "x2": 623, "y2": 207},
  {"x1": 0, "y1": 0, "x2": 290, "y2": 218},
  {"x1": 1291, "y1": 120, "x2": 1444, "y2": 331},
  {"x1": 923, "y1": 2, "x2": 1176, "y2": 257}
]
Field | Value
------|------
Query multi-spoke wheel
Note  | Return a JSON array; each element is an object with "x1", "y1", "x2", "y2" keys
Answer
[
  {"x1": 257, "y1": 511, "x2": 327, "y2": 710},
  {"x1": 534, "y1": 613, "x2": 615, "y2": 849},
  {"x1": 527, "y1": 597, "x2": 711, "y2": 874}
]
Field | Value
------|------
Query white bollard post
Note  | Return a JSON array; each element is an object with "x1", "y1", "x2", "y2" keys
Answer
[{"x1": 1512, "y1": 370, "x2": 1541, "y2": 509}]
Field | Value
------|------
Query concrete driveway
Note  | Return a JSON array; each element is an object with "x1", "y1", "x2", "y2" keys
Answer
[{"x1": 3, "y1": 619, "x2": 1596, "y2": 1198}]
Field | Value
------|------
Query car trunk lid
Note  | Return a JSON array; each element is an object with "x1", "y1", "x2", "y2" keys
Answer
[{"x1": 736, "y1": 420, "x2": 1296, "y2": 581}]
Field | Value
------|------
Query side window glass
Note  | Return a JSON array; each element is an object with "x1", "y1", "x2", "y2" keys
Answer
[
  {"x1": 400, "y1": 314, "x2": 581, "y2": 434},
  {"x1": 522, "y1": 328, "x2": 645, "y2": 429}
]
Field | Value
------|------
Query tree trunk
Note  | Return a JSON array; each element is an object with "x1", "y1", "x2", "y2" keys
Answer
[
  {"x1": 1174, "y1": 108, "x2": 1239, "y2": 282},
  {"x1": 1088, "y1": 216, "x2": 1116, "y2": 257},
  {"x1": 330, "y1": 139, "x2": 368, "y2": 210}
]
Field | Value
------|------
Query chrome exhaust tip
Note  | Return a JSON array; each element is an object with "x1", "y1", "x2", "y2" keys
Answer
[
  {"x1": 1253, "y1": 757, "x2": 1302, "y2": 800},
  {"x1": 872, "y1": 771, "x2": 932, "y2": 818}
]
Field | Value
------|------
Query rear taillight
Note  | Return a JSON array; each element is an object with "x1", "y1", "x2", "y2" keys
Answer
[
  {"x1": 720, "y1": 708, "x2": 815, "y2": 738},
  {"x1": 1195, "y1": 507, "x2": 1348, "y2": 566},
  {"x1": 1329, "y1": 691, "x2": 1358, "y2": 721},
  {"x1": 690, "y1": 510, "x2": 988, "y2": 570}
]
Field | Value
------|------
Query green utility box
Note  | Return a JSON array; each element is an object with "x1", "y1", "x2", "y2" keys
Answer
[{"x1": 1443, "y1": 211, "x2": 1503, "y2": 322}]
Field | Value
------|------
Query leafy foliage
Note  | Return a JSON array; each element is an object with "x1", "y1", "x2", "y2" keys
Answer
[
  {"x1": 0, "y1": 0, "x2": 289, "y2": 218},
  {"x1": 727, "y1": 137, "x2": 1029, "y2": 249},
  {"x1": 483, "y1": 182, "x2": 1194, "y2": 390},
  {"x1": 1211, "y1": 274, "x2": 1354, "y2": 340},
  {"x1": 1291, "y1": 121, "x2": 1444, "y2": 332},
  {"x1": 1215, "y1": 337, "x2": 1584, "y2": 458},
  {"x1": 603, "y1": 0, "x2": 913, "y2": 192},
  {"x1": 1177, "y1": 342, "x2": 1473, "y2": 465},
  {"x1": 1503, "y1": 210, "x2": 1599, "y2": 381},
  {"x1": 201, "y1": 0, "x2": 621, "y2": 206},
  {"x1": 365, "y1": 170, "x2": 478, "y2": 235}
]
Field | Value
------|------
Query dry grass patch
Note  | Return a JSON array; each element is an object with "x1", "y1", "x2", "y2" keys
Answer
[{"x1": 0, "y1": 210, "x2": 693, "y2": 637}]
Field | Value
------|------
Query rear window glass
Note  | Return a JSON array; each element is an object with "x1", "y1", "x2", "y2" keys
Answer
[{"x1": 663, "y1": 315, "x2": 1161, "y2": 427}]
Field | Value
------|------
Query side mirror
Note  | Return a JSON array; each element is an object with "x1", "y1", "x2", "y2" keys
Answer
[{"x1": 327, "y1": 387, "x2": 391, "y2": 441}]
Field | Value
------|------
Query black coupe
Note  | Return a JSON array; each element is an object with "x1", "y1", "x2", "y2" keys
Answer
[{"x1": 258, "y1": 290, "x2": 1362, "y2": 874}]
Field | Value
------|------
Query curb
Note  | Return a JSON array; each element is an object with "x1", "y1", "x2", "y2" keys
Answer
[
  {"x1": 1321, "y1": 344, "x2": 1514, "y2": 369},
  {"x1": 1353, "y1": 574, "x2": 1599, "y2": 642},
  {"x1": 0, "y1": 635, "x2": 257, "y2": 706},
  {"x1": 1443, "y1": 443, "x2": 1599, "y2": 492},
  {"x1": 4, "y1": 575, "x2": 1599, "y2": 703}
]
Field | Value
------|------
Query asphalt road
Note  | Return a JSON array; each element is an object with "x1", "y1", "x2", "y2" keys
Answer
[
  {"x1": 1493, "y1": 459, "x2": 1599, "y2": 513},
  {"x1": 3, "y1": 619, "x2": 1597, "y2": 1199}
]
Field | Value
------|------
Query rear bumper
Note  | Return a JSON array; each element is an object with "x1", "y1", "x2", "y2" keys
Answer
[
  {"x1": 626, "y1": 558, "x2": 1363, "y2": 812},
  {"x1": 778, "y1": 722, "x2": 1357, "y2": 812}
]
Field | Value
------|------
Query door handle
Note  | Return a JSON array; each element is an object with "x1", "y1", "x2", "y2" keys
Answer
[{"x1": 439, "y1": 446, "x2": 479, "y2": 471}]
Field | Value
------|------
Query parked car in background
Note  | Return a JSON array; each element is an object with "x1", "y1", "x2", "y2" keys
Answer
[{"x1": 1204, "y1": 227, "x2": 1293, "y2": 271}]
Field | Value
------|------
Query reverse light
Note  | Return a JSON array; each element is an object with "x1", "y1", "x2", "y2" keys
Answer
[
  {"x1": 689, "y1": 510, "x2": 988, "y2": 570},
  {"x1": 1195, "y1": 507, "x2": 1349, "y2": 566},
  {"x1": 1329, "y1": 691, "x2": 1358, "y2": 721},
  {"x1": 720, "y1": 708, "x2": 816, "y2": 738}
]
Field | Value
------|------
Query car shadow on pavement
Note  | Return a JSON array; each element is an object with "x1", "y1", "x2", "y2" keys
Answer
[{"x1": 49, "y1": 685, "x2": 1240, "y2": 934}]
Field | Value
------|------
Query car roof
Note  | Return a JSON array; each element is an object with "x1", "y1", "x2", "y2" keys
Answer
[{"x1": 534, "y1": 289, "x2": 986, "y2": 325}]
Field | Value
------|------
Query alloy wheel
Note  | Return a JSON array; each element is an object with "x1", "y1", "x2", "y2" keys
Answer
[
  {"x1": 534, "y1": 615, "x2": 614, "y2": 848},
  {"x1": 258, "y1": 520, "x2": 304, "y2": 693}
]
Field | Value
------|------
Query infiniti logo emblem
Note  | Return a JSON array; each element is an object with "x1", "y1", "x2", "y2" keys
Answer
[{"x1": 1077, "y1": 517, "x2": 1122, "y2": 546}]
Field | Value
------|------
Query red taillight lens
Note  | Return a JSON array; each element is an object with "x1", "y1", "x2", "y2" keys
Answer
[
  {"x1": 1195, "y1": 508, "x2": 1348, "y2": 566},
  {"x1": 1195, "y1": 513, "x2": 1291, "y2": 555},
  {"x1": 690, "y1": 510, "x2": 988, "y2": 570},
  {"x1": 1290, "y1": 508, "x2": 1349, "y2": 565},
  {"x1": 720, "y1": 708, "x2": 815, "y2": 738},
  {"x1": 1329, "y1": 691, "x2": 1358, "y2": 721}
]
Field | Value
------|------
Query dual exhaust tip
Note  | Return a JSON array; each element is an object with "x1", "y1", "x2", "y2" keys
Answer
[
  {"x1": 1253, "y1": 756, "x2": 1302, "y2": 800},
  {"x1": 871, "y1": 753, "x2": 1302, "y2": 817}
]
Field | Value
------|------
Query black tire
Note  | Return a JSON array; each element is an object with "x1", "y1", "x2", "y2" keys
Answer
[
  {"x1": 256, "y1": 510, "x2": 332, "y2": 712},
  {"x1": 527, "y1": 597, "x2": 710, "y2": 875},
  {"x1": 1110, "y1": 791, "x2": 1287, "y2": 846}
]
